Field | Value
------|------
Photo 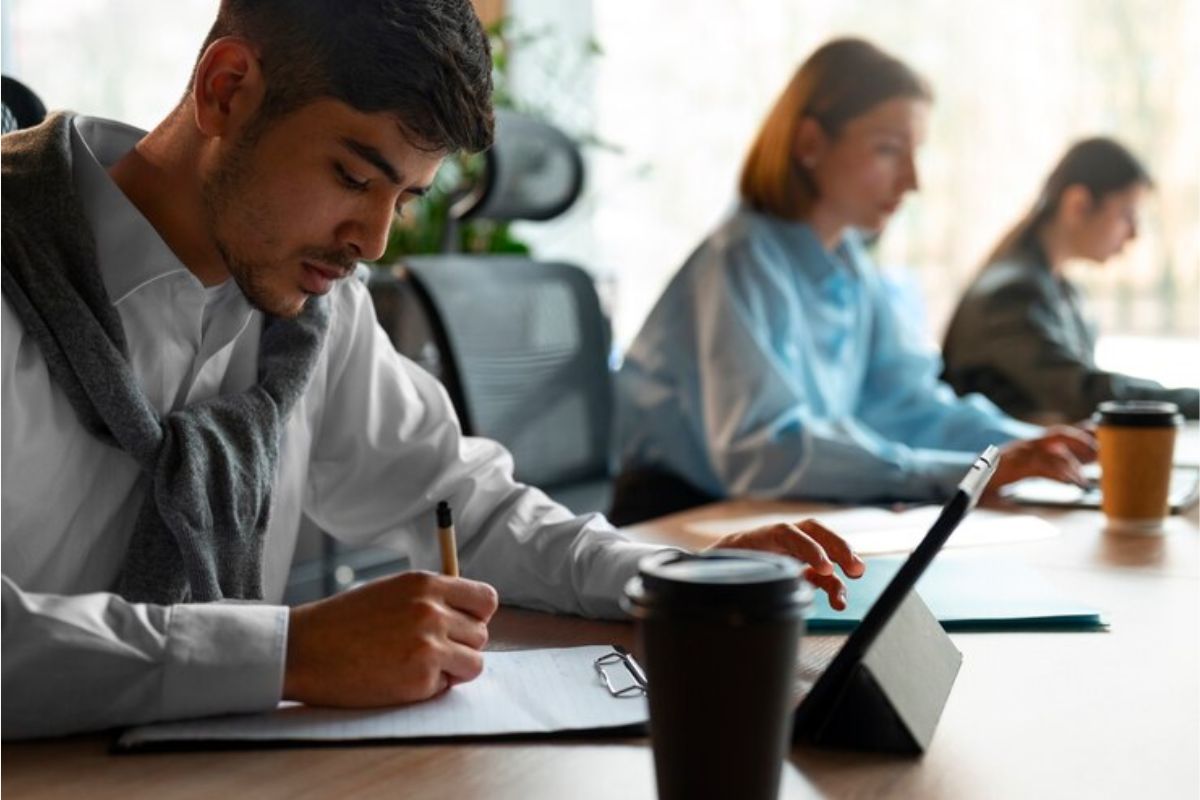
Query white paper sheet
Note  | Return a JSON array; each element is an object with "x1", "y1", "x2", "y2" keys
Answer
[
  {"x1": 684, "y1": 507, "x2": 1058, "y2": 555},
  {"x1": 118, "y1": 646, "x2": 648, "y2": 748}
]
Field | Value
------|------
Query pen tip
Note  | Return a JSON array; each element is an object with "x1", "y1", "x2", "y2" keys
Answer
[{"x1": 437, "y1": 501, "x2": 452, "y2": 527}]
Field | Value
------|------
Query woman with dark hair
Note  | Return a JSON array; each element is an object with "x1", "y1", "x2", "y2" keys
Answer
[
  {"x1": 942, "y1": 138, "x2": 1198, "y2": 422},
  {"x1": 609, "y1": 38, "x2": 1096, "y2": 525}
]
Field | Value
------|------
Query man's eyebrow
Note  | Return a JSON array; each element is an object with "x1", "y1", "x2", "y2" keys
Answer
[{"x1": 339, "y1": 137, "x2": 402, "y2": 185}]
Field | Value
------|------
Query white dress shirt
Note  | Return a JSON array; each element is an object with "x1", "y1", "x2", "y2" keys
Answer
[{"x1": 1, "y1": 116, "x2": 660, "y2": 739}]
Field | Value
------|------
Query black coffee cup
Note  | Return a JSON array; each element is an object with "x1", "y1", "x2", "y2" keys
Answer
[{"x1": 622, "y1": 549, "x2": 812, "y2": 800}]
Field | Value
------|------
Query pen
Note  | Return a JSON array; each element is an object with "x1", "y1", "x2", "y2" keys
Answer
[{"x1": 437, "y1": 500, "x2": 460, "y2": 577}]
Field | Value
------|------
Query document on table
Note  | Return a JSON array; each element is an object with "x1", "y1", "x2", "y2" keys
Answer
[
  {"x1": 117, "y1": 646, "x2": 648, "y2": 749},
  {"x1": 806, "y1": 552, "x2": 1106, "y2": 632},
  {"x1": 684, "y1": 506, "x2": 1058, "y2": 555}
]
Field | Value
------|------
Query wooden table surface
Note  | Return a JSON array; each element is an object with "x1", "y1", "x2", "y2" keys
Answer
[{"x1": 4, "y1": 498, "x2": 1197, "y2": 799}]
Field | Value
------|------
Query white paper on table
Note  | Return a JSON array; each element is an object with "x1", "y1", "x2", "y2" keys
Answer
[
  {"x1": 1173, "y1": 423, "x2": 1200, "y2": 467},
  {"x1": 118, "y1": 646, "x2": 647, "y2": 748},
  {"x1": 684, "y1": 506, "x2": 1058, "y2": 555}
]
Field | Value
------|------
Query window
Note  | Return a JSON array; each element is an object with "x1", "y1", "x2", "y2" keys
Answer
[
  {"x1": 1, "y1": 0, "x2": 215, "y2": 131},
  {"x1": 586, "y1": 0, "x2": 1199, "y2": 355},
  {"x1": 5, "y1": 0, "x2": 1196, "y2": 374}
]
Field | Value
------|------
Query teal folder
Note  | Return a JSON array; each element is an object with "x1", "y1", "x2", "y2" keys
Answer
[{"x1": 808, "y1": 553, "x2": 1106, "y2": 632}]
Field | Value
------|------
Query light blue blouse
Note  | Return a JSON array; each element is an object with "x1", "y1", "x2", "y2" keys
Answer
[{"x1": 615, "y1": 207, "x2": 1040, "y2": 502}]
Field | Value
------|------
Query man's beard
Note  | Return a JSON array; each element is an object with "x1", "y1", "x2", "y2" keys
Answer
[
  {"x1": 200, "y1": 130, "x2": 298, "y2": 317},
  {"x1": 212, "y1": 237, "x2": 297, "y2": 318},
  {"x1": 214, "y1": 238, "x2": 357, "y2": 320}
]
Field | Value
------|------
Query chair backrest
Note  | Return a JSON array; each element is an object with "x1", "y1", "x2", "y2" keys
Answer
[
  {"x1": 463, "y1": 109, "x2": 585, "y2": 222},
  {"x1": 1, "y1": 76, "x2": 46, "y2": 133},
  {"x1": 439, "y1": 109, "x2": 586, "y2": 250},
  {"x1": 401, "y1": 255, "x2": 613, "y2": 491},
  {"x1": 368, "y1": 111, "x2": 613, "y2": 511}
]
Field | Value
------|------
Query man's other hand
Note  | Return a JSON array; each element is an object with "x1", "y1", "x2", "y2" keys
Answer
[
  {"x1": 706, "y1": 518, "x2": 866, "y2": 611},
  {"x1": 284, "y1": 571, "x2": 498, "y2": 707}
]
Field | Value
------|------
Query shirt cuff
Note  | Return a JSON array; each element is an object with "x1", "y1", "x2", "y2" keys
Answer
[
  {"x1": 909, "y1": 449, "x2": 981, "y2": 499},
  {"x1": 993, "y1": 418, "x2": 1043, "y2": 441},
  {"x1": 161, "y1": 602, "x2": 287, "y2": 721},
  {"x1": 583, "y1": 536, "x2": 677, "y2": 620}
]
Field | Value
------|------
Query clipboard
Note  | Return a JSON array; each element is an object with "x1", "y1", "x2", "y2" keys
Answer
[{"x1": 117, "y1": 646, "x2": 649, "y2": 750}]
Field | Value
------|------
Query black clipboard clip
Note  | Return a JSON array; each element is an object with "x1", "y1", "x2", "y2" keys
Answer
[{"x1": 593, "y1": 645, "x2": 648, "y2": 697}]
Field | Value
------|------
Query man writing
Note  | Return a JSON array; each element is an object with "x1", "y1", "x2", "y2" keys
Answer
[{"x1": 1, "y1": 0, "x2": 862, "y2": 739}]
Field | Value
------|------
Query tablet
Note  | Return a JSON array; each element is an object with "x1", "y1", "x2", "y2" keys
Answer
[{"x1": 792, "y1": 446, "x2": 999, "y2": 744}]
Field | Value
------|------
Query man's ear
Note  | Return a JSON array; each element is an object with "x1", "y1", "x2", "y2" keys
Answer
[
  {"x1": 793, "y1": 116, "x2": 829, "y2": 171},
  {"x1": 192, "y1": 37, "x2": 265, "y2": 140},
  {"x1": 1058, "y1": 184, "x2": 1095, "y2": 227}
]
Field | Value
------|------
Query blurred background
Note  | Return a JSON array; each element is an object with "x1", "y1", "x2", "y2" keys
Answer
[{"x1": 4, "y1": 0, "x2": 1196, "y2": 384}]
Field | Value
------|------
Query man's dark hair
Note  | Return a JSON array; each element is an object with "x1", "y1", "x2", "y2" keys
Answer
[{"x1": 195, "y1": 0, "x2": 494, "y2": 153}]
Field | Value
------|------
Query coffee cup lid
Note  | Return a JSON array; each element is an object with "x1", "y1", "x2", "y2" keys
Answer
[
  {"x1": 623, "y1": 549, "x2": 812, "y2": 615},
  {"x1": 1093, "y1": 400, "x2": 1182, "y2": 428}
]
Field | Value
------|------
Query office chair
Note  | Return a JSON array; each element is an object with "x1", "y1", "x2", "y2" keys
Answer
[
  {"x1": 443, "y1": 108, "x2": 585, "y2": 242},
  {"x1": 2, "y1": 76, "x2": 46, "y2": 133},
  {"x1": 378, "y1": 109, "x2": 612, "y2": 513},
  {"x1": 400, "y1": 256, "x2": 614, "y2": 513}
]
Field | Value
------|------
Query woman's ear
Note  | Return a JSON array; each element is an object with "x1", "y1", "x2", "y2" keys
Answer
[
  {"x1": 794, "y1": 117, "x2": 828, "y2": 171},
  {"x1": 1058, "y1": 184, "x2": 1095, "y2": 227},
  {"x1": 191, "y1": 37, "x2": 266, "y2": 140}
]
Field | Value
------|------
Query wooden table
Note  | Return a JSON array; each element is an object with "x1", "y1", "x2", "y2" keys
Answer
[
  {"x1": 4, "y1": 500, "x2": 1197, "y2": 799},
  {"x1": 629, "y1": 498, "x2": 1200, "y2": 799}
]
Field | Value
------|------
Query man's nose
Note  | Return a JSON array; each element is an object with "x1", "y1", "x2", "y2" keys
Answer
[{"x1": 337, "y1": 201, "x2": 394, "y2": 262}]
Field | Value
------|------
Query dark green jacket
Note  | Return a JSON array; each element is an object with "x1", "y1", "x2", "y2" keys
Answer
[{"x1": 941, "y1": 246, "x2": 1198, "y2": 421}]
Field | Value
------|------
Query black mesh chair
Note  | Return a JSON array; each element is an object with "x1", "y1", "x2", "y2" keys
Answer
[
  {"x1": 446, "y1": 109, "x2": 585, "y2": 235},
  {"x1": 378, "y1": 109, "x2": 612, "y2": 513},
  {"x1": 2, "y1": 76, "x2": 46, "y2": 133},
  {"x1": 402, "y1": 256, "x2": 613, "y2": 513}
]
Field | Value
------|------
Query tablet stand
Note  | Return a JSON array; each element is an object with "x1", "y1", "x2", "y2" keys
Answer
[{"x1": 795, "y1": 590, "x2": 961, "y2": 754}]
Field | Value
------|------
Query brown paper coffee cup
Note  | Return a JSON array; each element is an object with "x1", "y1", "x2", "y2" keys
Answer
[{"x1": 1095, "y1": 401, "x2": 1181, "y2": 533}]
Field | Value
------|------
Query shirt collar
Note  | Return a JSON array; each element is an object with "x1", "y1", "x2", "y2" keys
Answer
[
  {"x1": 745, "y1": 206, "x2": 866, "y2": 285},
  {"x1": 70, "y1": 115, "x2": 195, "y2": 304}
]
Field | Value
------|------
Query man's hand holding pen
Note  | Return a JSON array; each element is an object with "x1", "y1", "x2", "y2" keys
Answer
[
  {"x1": 284, "y1": 571, "x2": 498, "y2": 707},
  {"x1": 283, "y1": 499, "x2": 495, "y2": 707},
  {"x1": 282, "y1": 502, "x2": 863, "y2": 708}
]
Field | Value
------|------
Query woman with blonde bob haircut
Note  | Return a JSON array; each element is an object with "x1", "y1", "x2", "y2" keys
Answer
[
  {"x1": 610, "y1": 38, "x2": 1096, "y2": 525},
  {"x1": 741, "y1": 37, "x2": 929, "y2": 221}
]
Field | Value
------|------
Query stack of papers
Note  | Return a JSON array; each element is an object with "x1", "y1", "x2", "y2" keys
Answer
[{"x1": 685, "y1": 506, "x2": 1059, "y2": 555}]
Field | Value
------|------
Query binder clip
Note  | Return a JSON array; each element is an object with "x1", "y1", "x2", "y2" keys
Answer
[{"x1": 594, "y1": 645, "x2": 648, "y2": 697}]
